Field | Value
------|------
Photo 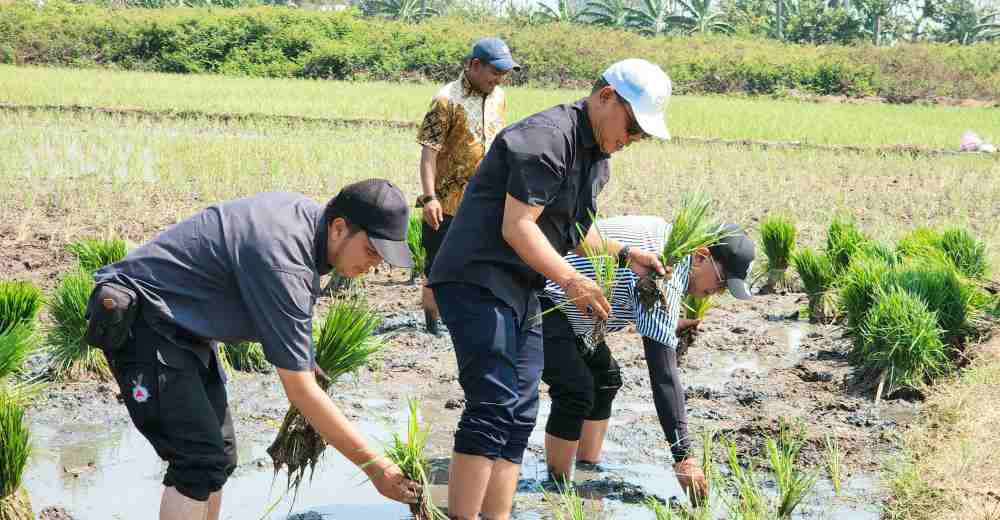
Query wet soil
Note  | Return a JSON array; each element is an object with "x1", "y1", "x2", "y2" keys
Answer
[{"x1": 12, "y1": 264, "x2": 913, "y2": 519}]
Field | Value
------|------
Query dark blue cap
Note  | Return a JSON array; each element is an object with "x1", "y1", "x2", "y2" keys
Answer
[{"x1": 469, "y1": 37, "x2": 520, "y2": 72}]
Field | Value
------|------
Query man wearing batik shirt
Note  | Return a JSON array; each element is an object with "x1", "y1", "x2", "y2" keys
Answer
[{"x1": 415, "y1": 37, "x2": 518, "y2": 333}]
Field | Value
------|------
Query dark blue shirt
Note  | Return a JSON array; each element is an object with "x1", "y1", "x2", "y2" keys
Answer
[{"x1": 429, "y1": 100, "x2": 611, "y2": 322}]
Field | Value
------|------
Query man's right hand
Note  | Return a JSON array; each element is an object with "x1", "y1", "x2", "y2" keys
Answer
[
  {"x1": 562, "y1": 274, "x2": 611, "y2": 321},
  {"x1": 674, "y1": 457, "x2": 709, "y2": 505},
  {"x1": 366, "y1": 457, "x2": 422, "y2": 504},
  {"x1": 422, "y1": 199, "x2": 443, "y2": 230}
]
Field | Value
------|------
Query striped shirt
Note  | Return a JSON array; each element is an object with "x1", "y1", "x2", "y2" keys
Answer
[{"x1": 542, "y1": 216, "x2": 692, "y2": 349}]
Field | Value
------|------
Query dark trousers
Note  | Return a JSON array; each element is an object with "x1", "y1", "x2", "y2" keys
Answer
[
  {"x1": 105, "y1": 317, "x2": 237, "y2": 501},
  {"x1": 421, "y1": 215, "x2": 453, "y2": 278},
  {"x1": 435, "y1": 282, "x2": 543, "y2": 464}
]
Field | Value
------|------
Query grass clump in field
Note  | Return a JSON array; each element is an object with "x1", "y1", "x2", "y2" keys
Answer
[
  {"x1": 67, "y1": 238, "x2": 128, "y2": 273},
  {"x1": 221, "y1": 342, "x2": 270, "y2": 373},
  {"x1": 407, "y1": 215, "x2": 426, "y2": 283},
  {"x1": 792, "y1": 248, "x2": 838, "y2": 323},
  {"x1": 825, "y1": 216, "x2": 869, "y2": 274},
  {"x1": 47, "y1": 270, "x2": 111, "y2": 381},
  {"x1": 0, "y1": 391, "x2": 33, "y2": 520},
  {"x1": 0, "y1": 282, "x2": 43, "y2": 335},
  {"x1": 758, "y1": 214, "x2": 797, "y2": 294},
  {"x1": 383, "y1": 398, "x2": 445, "y2": 520},
  {"x1": 267, "y1": 296, "x2": 384, "y2": 501}
]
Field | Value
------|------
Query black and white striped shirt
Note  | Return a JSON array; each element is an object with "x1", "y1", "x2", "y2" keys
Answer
[{"x1": 542, "y1": 216, "x2": 692, "y2": 349}]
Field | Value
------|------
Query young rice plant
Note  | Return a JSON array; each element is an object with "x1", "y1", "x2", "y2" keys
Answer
[
  {"x1": 47, "y1": 270, "x2": 111, "y2": 381},
  {"x1": 0, "y1": 391, "x2": 32, "y2": 520},
  {"x1": 766, "y1": 419, "x2": 818, "y2": 518},
  {"x1": 758, "y1": 214, "x2": 796, "y2": 294},
  {"x1": 824, "y1": 433, "x2": 843, "y2": 496},
  {"x1": 383, "y1": 398, "x2": 446, "y2": 520},
  {"x1": 407, "y1": 215, "x2": 427, "y2": 283},
  {"x1": 221, "y1": 342, "x2": 270, "y2": 373},
  {"x1": 0, "y1": 282, "x2": 43, "y2": 335},
  {"x1": 67, "y1": 238, "x2": 128, "y2": 273},
  {"x1": 792, "y1": 248, "x2": 838, "y2": 323},
  {"x1": 825, "y1": 217, "x2": 868, "y2": 274}
]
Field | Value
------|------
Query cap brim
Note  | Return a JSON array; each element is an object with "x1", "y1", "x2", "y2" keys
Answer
[
  {"x1": 727, "y1": 278, "x2": 753, "y2": 300},
  {"x1": 489, "y1": 57, "x2": 520, "y2": 72},
  {"x1": 635, "y1": 110, "x2": 670, "y2": 140},
  {"x1": 371, "y1": 236, "x2": 413, "y2": 269}
]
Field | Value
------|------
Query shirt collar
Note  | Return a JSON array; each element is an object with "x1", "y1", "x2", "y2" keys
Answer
[
  {"x1": 576, "y1": 100, "x2": 606, "y2": 156},
  {"x1": 460, "y1": 72, "x2": 486, "y2": 99},
  {"x1": 314, "y1": 208, "x2": 333, "y2": 276}
]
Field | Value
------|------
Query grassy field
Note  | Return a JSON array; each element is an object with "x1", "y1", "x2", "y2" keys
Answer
[{"x1": 3, "y1": 65, "x2": 999, "y2": 150}]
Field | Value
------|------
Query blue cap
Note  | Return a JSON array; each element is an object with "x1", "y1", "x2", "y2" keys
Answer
[{"x1": 469, "y1": 37, "x2": 520, "y2": 72}]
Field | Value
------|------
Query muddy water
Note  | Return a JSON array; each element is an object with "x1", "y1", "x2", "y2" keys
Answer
[{"x1": 22, "y1": 317, "x2": 889, "y2": 519}]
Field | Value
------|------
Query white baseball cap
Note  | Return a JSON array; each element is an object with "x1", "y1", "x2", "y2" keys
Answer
[{"x1": 601, "y1": 59, "x2": 672, "y2": 140}]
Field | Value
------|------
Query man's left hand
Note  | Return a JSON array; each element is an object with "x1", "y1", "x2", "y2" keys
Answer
[
  {"x1": 628, "y1": 249, "x2": 667, "y2": 278},
  {"x1": 674, "y1": 457, "x2": 709, "y2": 505}
]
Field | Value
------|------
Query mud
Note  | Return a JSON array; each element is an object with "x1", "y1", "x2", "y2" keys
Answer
[{"x1": 13, "y1": 267, "x2": 915, "y2": 519}]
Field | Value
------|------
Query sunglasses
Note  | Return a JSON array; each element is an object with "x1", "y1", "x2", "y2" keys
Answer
[{"x1": 615, "y1": 93, "x2": 646, "y2": 138}]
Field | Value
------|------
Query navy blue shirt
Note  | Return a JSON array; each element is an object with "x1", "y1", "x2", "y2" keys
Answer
[
  {"x1": 429, "y1": 100, "x2": 611, "y2": 322},
  {"x1": 95, "y1": 193, "x2": 331, "y2": 371}
]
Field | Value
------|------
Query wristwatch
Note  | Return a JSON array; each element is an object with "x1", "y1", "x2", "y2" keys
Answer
[
  {"x1": 416, "y1": 194, "x2": 437, "y2": 208},
  {"x1": 617, "y1": 245, "x2": 631, "y2": 266}
]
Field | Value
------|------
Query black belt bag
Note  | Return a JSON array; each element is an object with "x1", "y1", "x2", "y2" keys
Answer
[{"x1": 85, "y1": 282, "x2": 141, "y2": 353}]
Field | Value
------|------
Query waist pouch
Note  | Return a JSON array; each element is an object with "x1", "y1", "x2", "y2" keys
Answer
[{"x1": 85, "y1": 282, "x2": 141, "y2": 353}]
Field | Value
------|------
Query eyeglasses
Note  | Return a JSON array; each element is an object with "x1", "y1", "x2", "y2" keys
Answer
[
  {"x1": 710, "y1": 257, "x2": 726, "y2": 291},
  {"x1": 615, "y1": 93, "x2": 646, "y2": 138}
]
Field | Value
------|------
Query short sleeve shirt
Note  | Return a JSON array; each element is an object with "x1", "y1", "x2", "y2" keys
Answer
[
  {"x1": 428, "y1": 100, "x2": 611, "y2": 322},
  {"x1": 94, "y1": 192, "x2": 332, "y2": 372},
  {"x1": 416, "y1": 73, "x2": 507, "y2": 216}
]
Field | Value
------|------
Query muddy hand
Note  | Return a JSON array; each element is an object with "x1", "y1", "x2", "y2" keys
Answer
[
  {"x1": 369, "y1": 458, "x2": 422, "y2": 504},
  {"x1": 674, "y1": 458, "x2": 709, "y2": 505},
  {"x1": 562, "y1": 275, "x2": 610, "y2": 321},
  {"x1": 627, "y1": 249, "x2": 667, "y2": 278},
  {"x1": 676, "y1": 319, "x2": 701, "y2": 334}
]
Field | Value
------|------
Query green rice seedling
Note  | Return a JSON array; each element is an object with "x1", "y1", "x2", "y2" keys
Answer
[
  {"x1": 214, "y1": 343, "x2": 233, "y2": 376},
  {"x1": 645, "y1": 496, "x2": 683, "y2": 520},
  {"x1": 0, "y1": 282, "x2": 43, "y2": 335},
  {"x1": 0, "y1": 324, "x2": 35, "y2": 381},
  {"x1": 839, "y1": 254, "x2": 894, "y2": 343},
  {"x1": 222, "y1": 342, "x2": 270, "y2": 373},
  {"x1": 792, "y1": 248, "x2": 838, "y2": 323},
  {"x1": 895, "y1": 228, "x2": 942, "y2": 259},
  {"x1": 575, "y1": 220, "x2": 621, "y2": 345},
  {"x1": 857, "y1": 286, "x2": 949, "y2": 394},
  {"x1": 267, "y1": 296, "x2": 385, "y2": 500},
  {"x1": 637, "y1": 193, "x2": 732, "y2": 309},
  {"x1": 824, "y1": 433, "x2": 843, "y2": 496},
  {"x1": 0, "y1": 392, "x2": 33, "y2": 520},
  {"x1": 766, "y1": 419, "x2": 817, "y2": 518},
  {"x1": 722, "y1": 437, "x2": 768, "y2": 520},
  {"x1": 383, "y1": 398, "x2": 446, "y2": 520},
  {"x1": 407, "y1": 215, "x2": 427, "y2": 283},
  {"x1": 887, "y1": 258, "x2": 988, "y2": 342},
  {"x1": 678, "y1": 295, "x2": 712, "y2": 361},
  {"x1": 67, "y1": 238, "x2": 128, "y2": 273},
  {"x1": 758, "y1": 215, "x2": 796, "y2": 294},
  {"x1": 47, "y1": 270, "x2": 111, "y2": 381},
  {"x1": 937, "y1": 227, "x2": 989, "y2": 280},
  {"x1": 856, "y1": 241, "x2": 900, "y2": 267},
  {"x1": 544, "y1": 482, "x2": 602, "y2": 520},
  {"x1": 825, "y1": 216, "x2": 868, "y2": 274}
]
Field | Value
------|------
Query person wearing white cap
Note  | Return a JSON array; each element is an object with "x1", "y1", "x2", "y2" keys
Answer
[{"x1": 427, "y1": 58, "x2": 673, "y2": 520}]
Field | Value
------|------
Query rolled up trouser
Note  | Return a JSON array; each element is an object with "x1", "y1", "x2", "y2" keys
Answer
[{"x1": 435, "y1": 282, "x2": 543, "y2": 464}]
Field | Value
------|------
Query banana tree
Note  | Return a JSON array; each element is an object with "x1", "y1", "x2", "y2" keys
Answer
[
  {"x1": 364, "y1": 0, "x2": 440, "y2": 21},
  {"x1": 667, "y1": 0, "x2": 736, "y2": 33},
  {"x1": 536, "y1": 0, "x2": 587, "y2": 22},
  {"x1": 626, "y1": 0, "x2": 676, "y2": 35},
  {"x1": 581, "y1": 0, "x2": 631, "y2": 27}
]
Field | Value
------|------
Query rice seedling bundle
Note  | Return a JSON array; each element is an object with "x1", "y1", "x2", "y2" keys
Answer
[
  {"x1": 47, "y1": 270, "x2": 111, "y2": 381},
  {"x1": 67, "y1": 238, "x2": 128, "y2": 273},
  {"x1": 384, "y1": 398, "x2": 445, "y2": 520},
  {"x1": 937, "y1": 228, "x2": 989, "y2": 280},
  {"x1": 0, "y1": 325, "x2": 34, "y2": 382},
  {"x1": 758, "y1": 215, "x2": 796, "y2": 294},
  {"x1": 0, "y1": 392, "x2": 32, "y2": 520},
  {"x1": 857, "y1": 286, "x2": 949, "y2": 394},
  {"x1": 792, "y1": 248, "x2": 838, "y2": 323},
  {"x1": 222, "y1": 342, "x2": 270, "y2": 373},
  {"x1": 407, "y1": 215, "x2": 427, "y2": 282},
  {"x1": 766, "y1": 419, "x2": 817, "y2": 518},
  {"x1": 839, "y1": 254, "x2": 894, "y2": 342},
  {"x1": 637, "y1": 194, "x2": 732, "y2": 309},
  {"x1": 825, "y1": 217, "x2": 868, "y2": 274},
  {"x1": 0, "y1": 282, "x2": 43, "y2": 335},
  {"x1": 678, "y1": 295, "x2": 712, "y2": 361},
  {"x1": 883, "y1": 258, "x2": 988, "y2": 343},
  {"x1": 575, "y1": 221, "x2": 620, "y2": 345},
  {"x1": 267, "y1": 297, "x2": 384, "y2": 499}
]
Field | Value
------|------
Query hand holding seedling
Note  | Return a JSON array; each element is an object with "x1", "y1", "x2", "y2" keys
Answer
[
  {"x1": 628, "y1": 248, "x2": 667, "y2": 278},
  {"x1": 562, "y1": 274, "x2": 611, "y2": 320},
  {"x1": 677, "y1": 318, "x2": 701, "y2": 334},
  {"x1": 366, "y1": 457, "x2": 423, "y2": 504},
  {"x1": 674, "y1": 457, "x2": 709, "y2": 505},
  {"x1": 422, "y1": 199, "x2": 444, "y2": 231}
]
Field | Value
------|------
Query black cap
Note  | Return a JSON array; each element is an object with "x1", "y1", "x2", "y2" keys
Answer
[
  {"x1": 328, "y1": 179, "x2": 413, "y2": 268},
  {"x1": 709, "y1": 224, "x2": 755, "y2": 300}
]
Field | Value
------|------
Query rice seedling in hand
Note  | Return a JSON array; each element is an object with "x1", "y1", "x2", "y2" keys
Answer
[
  {"x1": 677, "y1": 295, "x2": 712, "y2": 361},
  {"x1": 766, "y1": 419, "x2": 817, "y2": 518},
  {"x1": 0, "y1": 282, "x2": 43, "y2": 335},
  {"x1": 637, "y1": 193, "x2": 731, "y2": 309},
  {"x1": 825, "y1": 217, "x2": 868, "y2": 274},
  {"x1": 267, "y1": 296, "x2": 384, "y2": 499},
  {"x1": 47, "y1": 270, "x2": 111, "y2": 381},
  {"x1": 0, "y1": 392, "x2": 32, "y2": 520},
  {"x1": 407, "y1": 215, "x2": 427, "y2": 284},
  {"x1": 222, "y1": 342, "x2": 270, "y2": 373},
  {"x1": 757, "y1": 215, "x2": 796, "y2": 294},
  {"x1": 67, "y1": 238, "x2": 128, "y2": 273},
  {"x1": 383, "y1": 398, "x2": 445, "y2": 520},
  {"x1": 792, "y1": 248, "x2": 838, "y2": 323},
  {"x1": 824, "y1": 433, "x2": 843, "y2": 496},
  {"x1": 857, "y1": 286, "x2": 949, "y2": 395},
  {"x1": 575, "y1": 221, "x2": 620, "y2": 345}
]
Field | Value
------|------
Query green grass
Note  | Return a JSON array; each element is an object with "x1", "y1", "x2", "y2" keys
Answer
[
  {"x1": 758, "y1": 214, "x2": 797, "y2": 293},
  {"x1": 384, "y1": 398, "x2": 446, "y2": 520},
  {"x1": 4, "y1": 65, "x2": 1000, "y2": 149},
  {"x1": 47, "y1": 270, "x2": 111, "y2": 381},
  {"x1": 0, "y1": 281, "x2": 43, "y2": 335},
  {"x1": 67, "y1": 237, "x2": 128, "y2": 272}
]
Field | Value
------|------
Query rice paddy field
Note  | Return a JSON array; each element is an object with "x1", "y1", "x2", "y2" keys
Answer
[{"x1": 1, "y1": 64, "x2": 999, "y2": 520}]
